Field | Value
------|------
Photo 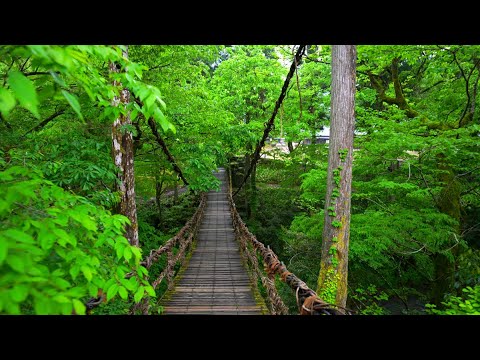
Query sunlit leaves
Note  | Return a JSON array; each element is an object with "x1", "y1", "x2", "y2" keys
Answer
[
  {"x1": 0, "y1": 166, "x2": 153, "y2": 314},
  {"x1": 0, "y1": 241, "x2": 7, "y2": 265},
  {"x1": 118, "y1": 286, "x2": 128, "y2": 300},
  {"x1": 107, "y1": 283, "x2": 119, "y2": 301},
  {"x1": 134, "y1": 286, "x2": 144, "y2": 303},
  {"x1": 0, "y1": 88, "x2": 16, "y2": 117},
  {"x1": 7, "y1": 70, "x2": 40, "y2": 118},
  {"x1": 61, "y1": 90, "x2": 83, "y2": 121}
]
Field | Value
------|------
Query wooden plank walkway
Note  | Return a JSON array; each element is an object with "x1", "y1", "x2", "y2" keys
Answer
[{"x1": 162, "y1": 168, "x2": 264, "y2": 315}]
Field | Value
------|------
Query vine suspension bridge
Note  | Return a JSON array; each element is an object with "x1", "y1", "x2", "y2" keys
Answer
[
  {"x1": 84, "y1": 46, "x2": 352, "y2": 315},
  {"x1": 88, "y1": 168, "x2": 349, "y2": 315}
]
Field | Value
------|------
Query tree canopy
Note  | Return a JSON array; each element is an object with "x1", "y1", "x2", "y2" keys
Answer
[{"x1": 1, "y1": 45, "x2": 479, "y2": 315}]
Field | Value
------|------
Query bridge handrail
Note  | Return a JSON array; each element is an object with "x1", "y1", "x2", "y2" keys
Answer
[
  {"x1": 227, "y1": 172, "x2": 349, "y2": 315},
  {"x1": 130, "y1": 192, "x2": 207, "y2": 314}
]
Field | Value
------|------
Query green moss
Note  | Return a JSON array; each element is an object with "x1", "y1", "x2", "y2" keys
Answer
[{"x1": 318, "y1": 268, "x2": 340, "y2": 304}]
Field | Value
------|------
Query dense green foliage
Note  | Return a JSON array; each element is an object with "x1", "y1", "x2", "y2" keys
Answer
[
  {"x1": 426, "y1": 285, "x2": 480, "y2": 315},
  {"x1": 230, "y1": 45, "x2": 480, "y2": 314},
  {"x1": 1, "y1": 45, "x2": 479, "y2": 314}
]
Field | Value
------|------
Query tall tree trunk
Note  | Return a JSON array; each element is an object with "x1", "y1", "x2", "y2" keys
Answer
[
  {"x1": 316, "y1": 45, "x2": 356, "y2": 311},
  {"x1": 110, "y1": 46, "x2": 139, "y2": 247}
]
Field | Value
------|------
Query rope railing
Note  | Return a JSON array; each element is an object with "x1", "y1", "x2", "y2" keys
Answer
[
  {"x1": 86, "y1": 193, "x2": 206, "y2": 315},
  {"x1": 227, "y1": 171, "x2": 351, "y2": 315},
  {"x1": 130, "y1": 192, "x2": 207, "y2": 314}
]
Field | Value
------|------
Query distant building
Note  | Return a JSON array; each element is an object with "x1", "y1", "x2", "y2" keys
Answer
[
  {"x1": 265, "y1": 126, "x2": 367, "y2": 157},
  {"x1": 303, "y1": 127, "x2": 330, "y2": 145}
]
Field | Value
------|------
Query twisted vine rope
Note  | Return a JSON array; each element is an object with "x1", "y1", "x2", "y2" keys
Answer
[{"x1": 228, "y1": 171, "x2": 350, "y2": 315}]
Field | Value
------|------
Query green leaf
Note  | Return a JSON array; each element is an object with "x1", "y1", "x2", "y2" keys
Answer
[
  {"x1": 60, "y1": 302, "x2": 73, "y2": 315},
  {"x1": 0, "y1": 240, "x2": 8, "y2": 265},
  {"x1": 39, "y1": 228, "x2": 56, "y2": 250},
  {"x1": 5, "y1": 302, "x2": 21, "y2": 314},
  {"x1": 153, "y1": 107, "x2": 170, "y2": 132},
  {"x1": 116, "y1": 242, "x2": 126, "y2": 259},
  {"x1": 61, "y1": 90, "x2": 84, "y2": 121},
  {"x1": 8, "y1": 70, "x2": 40, "y2": 118},
  {"x1": 10, "y1": 285, "x2": 29, "y2": 302},
  {"x1": 2, "y1": 229, "x2": 35, "y2": 244},
  {"x1": 116, "y1": 267, "x2": 126, "y2": 278},
  {"x1": 68, "y1": 206, "x2": 97, "y2": 232},
  {"x1": 107, "y1": 283, "x2": 119, "y2": 301},
  {"x1": 118, "y1": 286, "x2": 128, "y2": 300},
  {"x1": 73, "y1": 299, "x2": 86, "y2": 315},
  {"x1": 131, "y1": 246, "x2": 142, "y2": 260},
  {"x1": 167, "y1": 122, "x2": 176, "y2": 134},
  {"x1": 0, "y1": 88, "x2": 16, "y2": 117},
  {"x1": 128, "y1": 276, "x2": 138, "y2": 290},
  {"x1": 52, "y1": 228, "x2": 71, "y2": 247},
  {"x1": 70, "y1": 264, "x2": 81, "y2": 279},
  {"x1": 145, "y1": 285, "x2": 156, "y2": 297},
  {"x1": 88, "y1": 283, "x2": 99, "y2": 297},
  {"x1": 34, "y1": 299, "x2": 50, "y2": 315},
  {"x1": 81, "y1": 266, "x2": 93, "y2": 282},
  {"x1": 120, "y1": 278, "x2": 135, "y2": 291},
  {"x1": 53, "y1": 294, "x2": 70, "y2": 303},
  {"x1": 123, "y1": 246, "x2": 132, "y2": 262},
  {"x1": 50, "y1": 71, "x2": 66, "y2": 87},
  {"x1": 130, "y1": 107, "x2": 139, "y2": 121},
  {"x1": 6, "y1": 255, "x2": 26, "y2": 273},
  {"x1": 137, "y1": 265, "x2": 148, "y2": 276},
  {"x1": 157, "y1": 96, "x2": 166, "y2": 110},
  {"x1": 54, "y1": 277, "x2": 71, "y2": 289},
  {"x1": 134, "y1": 286, "x2": 145, "y2": 303}
]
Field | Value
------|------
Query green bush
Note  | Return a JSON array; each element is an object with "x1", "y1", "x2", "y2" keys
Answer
[
  {"x1": 426, "y1": 285, "x2": 480, "y2": 315},
  {"x1": 0, "y1": 166, "x2": 154, "y2": 314}
]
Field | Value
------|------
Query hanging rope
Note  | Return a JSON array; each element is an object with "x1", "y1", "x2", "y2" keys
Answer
[{"x1": 232, "y1": 45, "x2": 307, "y2": 197}]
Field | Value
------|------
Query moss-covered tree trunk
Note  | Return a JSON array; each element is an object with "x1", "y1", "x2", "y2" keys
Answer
[
  {"x1": 110, "y1": 45, "x2": 139, "y2": 247},
  {"x1": 367, "y1": 57, "x2": 418, "y2": 119},
  {"x1": 316, "y1": 45, "x2": 356, "y2": 311}
]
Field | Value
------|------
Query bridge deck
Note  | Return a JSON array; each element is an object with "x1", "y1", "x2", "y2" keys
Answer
[{"x1": 162, "y1": 168, "x2": 263, "y2": 315}]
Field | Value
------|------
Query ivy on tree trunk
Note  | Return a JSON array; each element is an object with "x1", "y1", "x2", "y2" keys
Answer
[{"x1": 316, "y1": 45, "x2": 356, "y2": 311}]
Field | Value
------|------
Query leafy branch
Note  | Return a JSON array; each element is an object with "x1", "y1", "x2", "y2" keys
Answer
[{"x1": 233, "y1": 45, "x2": 307, "y2": 197}]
